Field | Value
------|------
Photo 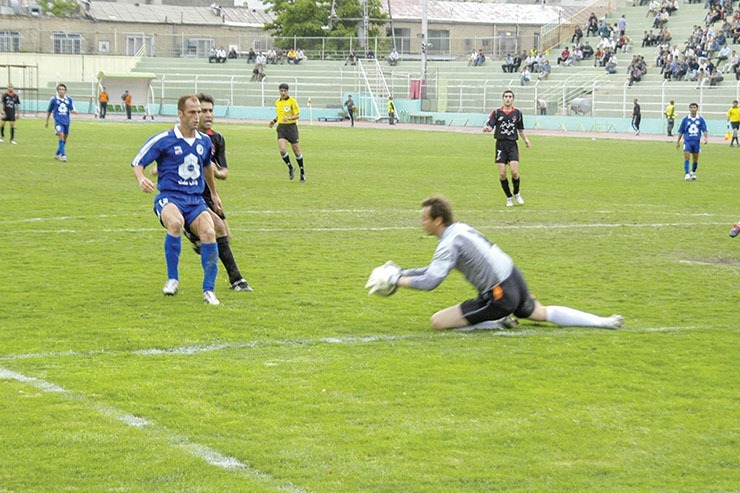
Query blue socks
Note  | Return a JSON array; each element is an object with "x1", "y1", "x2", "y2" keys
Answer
[
  {"x1": 164, "y1": 234, "x2": 181, "y2": 280},
  {"x1": 200, "y1": 242, "x2": 219, "y2": 292},
  {"x1": 683, "y1": 160, "x2": 689, "y2": 174}
]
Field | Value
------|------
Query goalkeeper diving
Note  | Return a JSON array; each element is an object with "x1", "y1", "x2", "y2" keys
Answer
[{"x1": 365, "y1": 195, "x2": 623, "y2": 331}]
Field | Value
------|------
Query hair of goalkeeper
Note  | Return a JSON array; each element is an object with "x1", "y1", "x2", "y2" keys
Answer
[{"x1": 422, "y1": 195, "x2": 454, "y2": 226}]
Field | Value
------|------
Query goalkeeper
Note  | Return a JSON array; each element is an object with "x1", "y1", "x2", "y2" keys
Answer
[{"x1": 367, "y1": 195, "x2": 623, "y2": 330}]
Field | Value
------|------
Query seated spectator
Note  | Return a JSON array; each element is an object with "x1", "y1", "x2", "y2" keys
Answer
[
  {"x1": 605, "y1": 55, "x2": 618, "y2": 74},
  {"x1": 520, "y1": 67, "x2": 531, "y2": 85},
  {"x1": 616, "y1": 35, "x2": 631, "y2": 53},
  {"x1": 387, "y1": 48, "x2": 400, "y2": 66},
  {"x1": 228, "y1": 48, "x2": 238, "y2": 59},
  {"x1": 251, "y1": 64, "x2": 265, "y2": 82},
  {"x1": 467, "y1": 49, "x2": 478, "y2": 66},
  {"x1": 717, "y1": 44, "x2": 731, "y2": 63},
  {"x1": 571, "y1": 46, "x2": 584, "y2": 63},
  {"x1": 594, "y1": 47, "x2": 604, "y2": 66},
  {"x1": 474, "y1": 49, "x2": 486, "y2": 66},
  {"x1": 501, "y1": 53, "x2": 515, "y2": 73},
  {"x1": 647, "y1": 0, "x2": 661, "y2": 17},
  {"x1": 582, "y1": 42, "x2": 595, "y2": 59},
  {"x1": 571, "y1": 26, "x2": 584, "y2": 44},
  {"x1": 557, "y1": 46, "x2": 571, "y2": 65},
  {"x1": 512, "y1": 54, "x2": 522, "y2": 72},
  {"x1": 266, "y1": 48, "x2": 277, "y2": 64},
  {"x1": 345, "y1": 51, "x2": 357, "y2": 66},
  {"x1": 366, "y1": 49, "x2": 375, "y2": 59},
  {"x1": 216, "y1": 47, "x2": 227, "y2": 63},
  {"x1": 287, "y1": 48, "x2": 297, "y2": 64},
  {"x1": 538, "y1": 59, "x2": 551, "y2": 80},
  {"x1": 208, "y1": 47, "x2": 218, "y2": 63},
  {"x1": 295, "y1": 48, "x2": 306, "y2": 64},
  {"x1": 587, "y1": 13, "x2": 599, "y2": 36},
  {"x1": 275, "y1": 48, "x2": 285, "y2": 64},
  {"x1": 708, "y1": 66, "x2": 724, "y2": 85},
  {"x1": 628, "y1": 65, "x2": 643, "y2": 85},
  {"x1": 255, "y1": 51, "x2": 267, "y2": 67},
  {"x1": 247, "y1": 48, "x2": 256, "y2": 63}
]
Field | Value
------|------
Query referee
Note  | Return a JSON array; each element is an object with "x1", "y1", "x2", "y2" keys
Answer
[{"x1": 268, "y1": 83, "x2": 306, "y2": 182}]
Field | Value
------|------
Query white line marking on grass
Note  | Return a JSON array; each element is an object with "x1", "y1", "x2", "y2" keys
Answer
[
  {"x1": 1, "y1": 325, "x2": 710, "y2": 364},
  {"x1": 10, "y1": 221, "x2": 733, "y2": 235},
  {"x1": 0, "y1": 366, "x2": 309, "y2": 492}
]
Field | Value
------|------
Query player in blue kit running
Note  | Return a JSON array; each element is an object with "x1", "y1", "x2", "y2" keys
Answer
[
  {"x1": 675, "y1": 102, "x2": 708, "y2": 181},
  {"x1": 131, "y1": 94, "x2": 222, "y2": 305},
  {"x1": 45, "y1": 83, "x2": 78, "y2": 161}
]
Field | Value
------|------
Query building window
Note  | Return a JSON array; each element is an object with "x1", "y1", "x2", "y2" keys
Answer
[
  {"x1": 98, "y1": 40, "x2": 110, "y2": 53},
  {"x1": 0, "y1": 31, "x2": 21, "y2": 52},
  {"x1": 428, "y1": 30, "x2": 450, "y2": 54},
  {"x1": 53, "y1": 32, "x2": 82, "y2": 54},
  {"x1": 126, "y1": 35, "x2": 153, "y2": 56},
  {"x1": 389, "y1": 28, "x2": 410, "y2": 54}
]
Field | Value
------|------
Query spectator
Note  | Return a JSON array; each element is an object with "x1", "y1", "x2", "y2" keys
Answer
[
  {"x1": 247, "y1": 48, "x2": 256, "y2": 63},
  {"x1": 501, "y1": 53, "x2": 515, "y2": 73},
  {"x1": 286, "y1": 48, "x2": 297, "y2": 64},
  {"x1": 571, "y1": 26, "x2": 584, "y2": 44},
  {"x1": 228, "y1": 48, "x2": 238, "y2": 59},
  {"x1": 605, "y1": 54, "x2": 618, "y2": 74},
  {"x1": 387, "y1": 47, "x2": 399, "y2": 66},
  {"x1": 295, "y1": 48, "x2": 305, "y2": 64},
  {"x1": 587, "y1": 13, "x2": 599, "y2": 36},
  {"x1": 468, "y1": 49, "x2": 478, "y2": 66},
  {"x1": 345, "y1": 51, "x2": 357, "y2": 66},
  {"x1": 366, "y1": 49, "x2": 375, "y2": 59},
  {"x1": 582, "y1": 41, "x2": 595, "y2": 59},
  {"x1": 618, "y1": 15, "x2": 627, "y2": 36},
  {"x1": 475, "y1": 49, "x2": 486, "y2": 66},
  {"x1": 520, "y1": 67, "x2": 531, "y2": 85},
  {"x1": 557, "y1": 46, "x2": 571, "y2": 65},
  {"x1": 538, "y1": 59, "x2": 551, "y2": 80}
]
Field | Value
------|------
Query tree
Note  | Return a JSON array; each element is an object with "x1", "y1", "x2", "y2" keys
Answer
[
  {"x1": 264, "y1": 0, "x2": 387, "y2": 53},
  {"x1": 38, "y1": 0, "x2": 78, "y2": 17}
]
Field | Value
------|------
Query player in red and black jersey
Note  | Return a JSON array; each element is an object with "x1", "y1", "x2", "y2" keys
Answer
[
  {"x1": 184, "y1": 92, "x2": 253, "y2": 292},
  {"x1": 1, "y1": 84, "x2": 21, "y2": 144},
  {"x1": 484, "y1": 90, "x2": 531, "y2": 207}
]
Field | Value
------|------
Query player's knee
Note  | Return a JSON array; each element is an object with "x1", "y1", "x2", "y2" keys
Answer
[{"x1": 430, "y1": 312, "x2": 448, "y2": 330}]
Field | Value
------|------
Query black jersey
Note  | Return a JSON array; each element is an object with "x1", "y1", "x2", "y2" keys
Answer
[
  {"x1": 2, "y1": 92, "x2": 20, "y2": 113},
  {"x1": 486, "y1": 107, "x2": 524, "y2": 141},
  {"x1": 202, "y1": 128, "x2": 227, "y2": 208}
]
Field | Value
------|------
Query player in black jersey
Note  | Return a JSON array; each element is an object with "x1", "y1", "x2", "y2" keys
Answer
[
  {"x1": 1, "y1": 84, "x2": 21, "y2": 144},
  {"x1": 184, "y1": 93, "x2": 253, "y2": 292},
  {"x1": 484, "y1": 90, "x2": 531, "y2": 207}
]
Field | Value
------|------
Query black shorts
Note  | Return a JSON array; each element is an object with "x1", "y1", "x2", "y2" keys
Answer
[
  {"x1": 460, "y1": 267, "x2": 536, "y2": 324},
  {"x1": 1, "y1": 110, "x2": 16, "y2": 122},
  {"x1": 277, "y1": 123, "x2": 299, "y2": 144},
  {"x1": 495, "y1": 140, "x2": 520, "y2": 164},
  {"x1": 731, "y1": 121, "x2": 740, "y2": 130}
]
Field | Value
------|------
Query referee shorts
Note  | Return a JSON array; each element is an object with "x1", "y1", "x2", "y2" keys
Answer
[{"x1": 277, "y1": 123, "x2": 299, "y2": 144}]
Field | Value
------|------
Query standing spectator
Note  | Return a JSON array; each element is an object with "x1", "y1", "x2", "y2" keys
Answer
[
  {"x1": 122, "y1": 90, "x2": 132, "y2": 120},
  {"x1": 98, "y1": 86, "x2": 109, "y2": 119},
  {"x1": 618, "y1": 15, "x2": 628, "y2": 36},
  {"x1": 1, "y1": 83, "x2": 21, "y2": 144},
  {"x1": 665, "y1": 99, "x2": 677, "y2": 137},
  {"x1": 131, "y1": 94, "x2": 221, "y2": 305},
  {"x1": 387, "y1": 96, "x2": 397, "y2": 125},
  {"x1": 366, "y1": 195, "x2": 624, "y2": 330},
  {"x1": 676, "y1": 102, "x2": 708, "y2": 181},
  {"x1": 45, "y1": 83, "x2": 78, "y2": 161},
  {"x1": 268, "y1": 83, "x2": 306, "y2": 182},
  {"x1": 344, "y1": 94, "x2": 356, "y2": 127},
  {"x1": 727, "y1": 99, "x2": 740, "y2": 147},
  {"x1": 631, "y1": 98, "x2": 641, "y2": 135},
  {"x1": 484, "y1": 90, "x2": 531, "y2": 207}
]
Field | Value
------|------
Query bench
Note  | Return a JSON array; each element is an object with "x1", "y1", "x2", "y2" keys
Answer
[{"x1": 408, "y1": 113, "x2": 433, "y2": 124}]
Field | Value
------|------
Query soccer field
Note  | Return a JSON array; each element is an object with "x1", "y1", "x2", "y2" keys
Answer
[{"x1": 1, "y1": 119, "x2": 738, "y2": 492}]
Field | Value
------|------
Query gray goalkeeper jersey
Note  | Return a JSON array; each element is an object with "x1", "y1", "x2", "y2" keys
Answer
[{"x1": 401, "y1": 222, "x2": 514, "y2": 294}]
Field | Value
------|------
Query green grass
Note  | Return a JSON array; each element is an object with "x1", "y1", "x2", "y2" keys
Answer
[{"x1": 0, "y1": 119, "x2": 738, "y2": 492}]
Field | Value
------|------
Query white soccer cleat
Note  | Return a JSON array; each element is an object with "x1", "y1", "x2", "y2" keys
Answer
[
  {"x1": 514, "y1": 193, "x2": 524, "y2": 205},
  {"x1": 203, "y1": 290, "x2": 220, "y2": 305},
  {"x1": 684, "y1": 173, "x2": 691, "y2": 181},
  {"x1": 690, "y1": 172, "x2": 697, "y2": 180},
  {"x1": 11, "y1": 140, "x2": 16, "y2": 144},
  {"x1": 162, "y1": 278, "x2": 179, "y2": 296},
  {"x1": 0, "y1": 138, "x2": 3, "y2": 142},
  {"x1": 603, "y1": 314, "x2": 623, "y2": 329},
  {"x1": 506, "y1": 197, "x2": 514, "y2": 207},
  {"x1": 59, "y1": 155, "x2": 67, "y2": 162}
]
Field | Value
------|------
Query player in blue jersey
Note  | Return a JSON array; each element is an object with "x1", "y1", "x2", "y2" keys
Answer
[
  {"x1": 675, "y1": 102, "x2": 708, "y2": 181},
  {"x1": 44, "y1": 83, "x2": 78, "y2": 162},
  {"x1": 131, "y1": 94, "x2": 222, "y2": 305}
]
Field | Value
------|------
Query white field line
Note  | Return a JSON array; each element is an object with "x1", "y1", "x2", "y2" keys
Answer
[
  {"x1": 0, "y1": 325, "x2": 707, "y2": 363},
  {"x1": 8, "y1": 221, "x2": 734, "y2": 235},
  {"x1": 0, "y1": 366, "x2": 309, "y2": 493}
]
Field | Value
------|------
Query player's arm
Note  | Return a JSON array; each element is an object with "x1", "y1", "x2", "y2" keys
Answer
[
  {"x1": 204, "y1": 163, "x2": 222, "y2": 215},
  {"x1": 132, "y1": 164, "x2": 155, "y2": 193},
  {"x1": 518, "y1": 129, "x2": 531, "y2": 147},
  {"x1": 213, "y1": 138, "x2": 228, "y2": 180}
]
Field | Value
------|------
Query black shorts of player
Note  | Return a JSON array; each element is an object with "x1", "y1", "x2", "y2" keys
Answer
[
  {"x1": 459, "y1": 267, "x2": 536, "y2": 324},
  {"x1": 204, "y1": 194, "x2": 226, "y2": 220},
  {"x1": 731, "y1": 121, "x2": 740, "y2": 130},
  {"x1": 495, "y1": 139, "x2": 520, "y2": 164},
  {"x1": 1, "y1": 110, "x2": 16, "y2": 122},
  {"x1": 276, "y1": 123, "x2": 299, "y2": 144}
]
